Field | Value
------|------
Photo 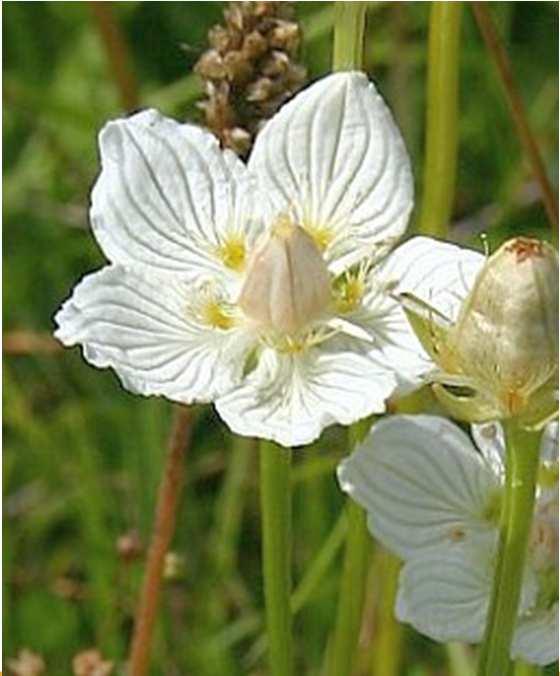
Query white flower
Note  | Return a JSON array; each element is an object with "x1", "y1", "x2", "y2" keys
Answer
[
  {"x1": 383, "y1": 236, "x2": 559, "y2": 427},
  {"x1": 54, "y1": 72, "x2": 430, "y2": 447},
  {"x1": 337, "y1": 415, "x2": 559, "y2": 665}
]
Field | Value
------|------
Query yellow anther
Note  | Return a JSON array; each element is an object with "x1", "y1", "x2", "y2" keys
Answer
[
  {"x1": 201, "y1": 300, "x2": 235, "y2": 330},
  {"x1": 216, "y1": 233, "x2": 246, "y2": 271},
  {"x1": 302, "y1": 220, "x2": 335, "y2": 252}
]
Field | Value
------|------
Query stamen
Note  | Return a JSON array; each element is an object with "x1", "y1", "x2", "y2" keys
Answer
[
  {"x1": 187, "y1": 283, "x2": 237, "y2": 330},
  {"x1": 215, "y1": 232, "x2": 246, "y2": 271}
]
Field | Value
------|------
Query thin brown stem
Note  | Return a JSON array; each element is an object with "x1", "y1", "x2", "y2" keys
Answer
[
  {"x1": 4, "y1": 331, "x2": 62, "y2": 355},
  {"x1": 128, "y1": 405, "x2": 194, "y2": 676},
  {"x1": 88, "y1": 1, "x2": 140, "y2": 111},
  {"x1": 472, "y1": 2, "x2": 558, "y2": 241}
]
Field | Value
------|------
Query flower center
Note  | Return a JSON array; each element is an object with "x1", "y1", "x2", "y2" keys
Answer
[
  {"x1": 238, "y1": 216, "x2": 331, "y2": 335},
  {"x1": 188, "y1": 283, "x2": 236, "y2": 330},
  {"x1": 332, "y1": 264, "x2": 368, "y2": 314}
]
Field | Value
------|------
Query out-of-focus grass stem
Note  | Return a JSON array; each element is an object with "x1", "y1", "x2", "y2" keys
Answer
[
  {"x1": 332, "y1": 2, "x2": 366, "y2": 72},
  {"x1": 371, "y1": 549, "x2": 403, "y2": 676},
  {"x1": 128, "y1": 405, "x2": 193, "y2": 676},
  {"x1": 472, "y1": 2, "x2": 558, "y2": 245},
  {"x1": 514, "y1": 662, "x2": 541, "y2": 676},
  {"x1": 88, "y1": 1, "x2": 140, "y2": 111},
  {"x1": 447, "y1": 643, "x2": 475, "y2": 676},
  {"x1": 418, "y1": 2, "x2": 463, "y2": 238},
  {"x1": 213, "y1": 435, "x2": 254, "y2": 576}
]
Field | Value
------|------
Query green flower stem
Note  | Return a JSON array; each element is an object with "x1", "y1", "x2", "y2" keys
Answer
[
  {"x1": 332, "y1": 2, "x2": 366, "y2": 72},
  {"x1": 259, "y1": 440, "x2": 293, "y2": 676},
  {"x1": 327, "y1": 7, "x2": 371, "y2": 674},
  {"x1": 477, "y1": 420, "x2": 542, "y2": 676},
  {"x1": 418, "y1": 2, "x2": 463, "y2": 238},
  {"x1": 328, "y1": 500, "x2": 371, "y2": 676}
]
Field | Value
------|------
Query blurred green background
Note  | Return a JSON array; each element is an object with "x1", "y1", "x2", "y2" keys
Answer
[{"x1": 3, "y1": 2, "x2": 558, "y2": 674}]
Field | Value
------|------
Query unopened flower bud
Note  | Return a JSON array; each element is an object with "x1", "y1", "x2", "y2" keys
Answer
[
  {"x1": 261, "y1": 50, "x2": 290, "y2": 77},
  {"x1": 223, "y1": 50, "x2": 253, "y2": 84},
  {"x1": 269, "y1": 20, "x2": 300, "y2": 53},
  {"x1": 238, "y1": 218, "x2": 331, "y2": 335},
  {"x1": 242, "y1": 30, "x2": 268, "y2": 59},
  {"x1": 222, "y1": 126, "x2": 252, "y2": 156},
  {"x1": 447, "y1": 237, "x2": 558, "y2": 423},
  {"x1": 194, "y1": 49, "x2": 226, "y2": 80},
  {"x1": 209, "y1": 24, "x2": 236, "y2": 53},
  {"x1": 72, "y1": 649, "x2": 113, "y2": 676},
  {"x1": 246, "y1": 77, "x2": 276, "y2": 102}
]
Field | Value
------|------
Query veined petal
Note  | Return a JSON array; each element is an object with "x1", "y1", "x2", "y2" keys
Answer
[
  {"x1": 248, "y1": 72, "x2": 413, "y2": 272},
  {"x1": 395, "y1": 542, "x2": 493, "y2": 643},
  {"x1": 337, "y1": 415, "x2": 500, "y2": 559},
  {"x1": 215, "y1": 340, "x2": 397, "y2": 447},
  {"x1": 396, "y1": 539, "x2": 539, "y2": 645},
  {"x1": 471, "y1": 421, "x2": 506, "y2": 480},
  {"x1": 54, "y1": 266, "x2": 253, "y2": 403},
  {"x1": 344, "y1": 282, "x2": 433, "y2": 392},
  {"x1": 378, "y1": 236, "x2": 485, "y2": 323},
  {"x1": 91, "y1": 109, "x2": 260, "y2": 281},
  {"x1": 512, "y1": 603, "x2": 559, "y2": 666},
  {"x1": 540, "y1": 420, "x2": 559, "y2": 463},
  {"x1": 472, "y1": 419, "x2": 559, "y2": 484}
]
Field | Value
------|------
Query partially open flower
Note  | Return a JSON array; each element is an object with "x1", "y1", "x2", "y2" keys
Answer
[
  {"x1": 54, "y1": 72, "x2": 430, "y2": 446},
  {"x1": 337, "y1": 415, "x2": 559, "y2": 665},
  {"x1": 383, "y1": 236, "x2": 558, "y2": 428}
]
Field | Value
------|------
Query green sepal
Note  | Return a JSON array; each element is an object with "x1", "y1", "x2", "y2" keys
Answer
[
  {"x1": 398, "y1": 292, "x2": 452, "y2": 363},
  {"x1": 432, "y1": 382, "x2": 499, "y2": 423}
]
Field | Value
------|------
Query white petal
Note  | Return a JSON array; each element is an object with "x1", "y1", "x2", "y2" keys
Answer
[
  {"x1": 378, "y1": 236, "x2": 485, "y2": 322},
  {"x1": 472, "y1": 420, "x2": 559, "y2": 491},
  {"x1": 512, "y1": 603, "x2": 559, "y2": 666},
  {"x1": 395, "y1": 542, "x2": 493, "y2": 643},
  {"x1": 248, "y1": 72, "x2": 413, "y2": 271},
  {"x1": 54, "y1": 266, "x2": 253, "y2": 403},
  {"x1": 346, "y1": 282, "x2": 433, "y2": 392},
  {"x1": 215, "y1": 340, "x2": 397, "y2": 447},
  {"x1": 91, "y1": 109, "x2": 260, "y2": 280},
  {"x1": 540, "y1": 420, "x2": 559, "y2": 463},
  {"x1": 471, "y1": 421, "x2": 506, "y2": 480},
  {"x1": 337, "y1": 415, "x2": 500, "y2": 559},
  {"x1": 396, "y1": 538, "x2": 539, "y2": 645}
]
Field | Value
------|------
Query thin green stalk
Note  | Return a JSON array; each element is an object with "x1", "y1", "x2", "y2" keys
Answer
[
  {"x1": 327, "y1": 7, "x2": 370, "y2": 674},
  {"x1": 477, "y1": 420, "x2": 542, "y2": 676},
  {"x1": 332, "y1": 2, "x2": 366, "y2": 72},
  {"x1": 513, "y1": 662, "x2": 541, "y2": 676},
  {"x1": 371, "y1": 549, "x2": 403, "y2": 676},
  {"x1": 292, "y1": 511, "x2": 347, "y2": 615},
  {"x1": 418, "y1": 2, "x2": 463, "y2": 238},
  {"x1": 447, "y1": 643, "x2": 474, "y2": 676},
  {"x1": 328, "y1": 501, "x2": 371, "y2": 676},
  {"x1": 260, "y1": 440, "x2": 293, "y2": 676},
  {"x1": 213, "y1": 435, "x2": 253, "y2": 576}
]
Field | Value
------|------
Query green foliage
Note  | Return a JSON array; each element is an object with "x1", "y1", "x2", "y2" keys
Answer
[{"x1": 4, "y1": 2, "x2": 557, "y2": 674}]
